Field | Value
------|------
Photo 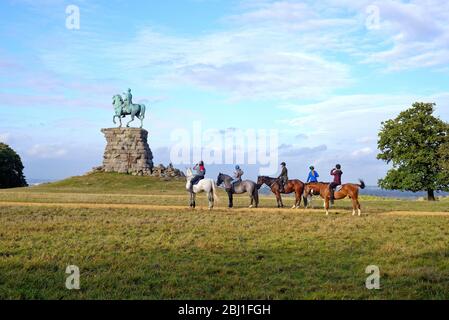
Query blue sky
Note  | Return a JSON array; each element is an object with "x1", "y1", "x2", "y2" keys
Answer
[{"x1": 1, "y1": 0, "x2": 448, "y2": 184}]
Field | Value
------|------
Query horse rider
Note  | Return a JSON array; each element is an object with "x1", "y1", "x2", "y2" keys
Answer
[
  {"x1": 190, "y1": 161, "x2": 206, "y2": 192},
  {"x1": 278, "y1": 162, "x2": 288, "y2": 193},
  {"x1": 329, "y1": 164, "x2": 343, "y2": 204},
  {"x1": 122, "y1": 88, "x2": 133, "y2": 113},
  {"x1": 232, "y1": 165, "x2": 244, "y2": 191},
  {"x1": 307, "y1": 166, "x2": 319, "y2": 183}
]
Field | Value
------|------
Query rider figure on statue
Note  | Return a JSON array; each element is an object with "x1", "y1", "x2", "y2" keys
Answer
[
  {"x1": 190, "y1": 161, "x2": 206, "y2": 192},
  {"x1": 122, "y1": 88, "x2": 133, "y2": 113},
  {"x1": 329, "y1": 164, "x2": 343, "y2": 205},
  {"x1": 278, "y1": 162, "x2": 288, "y2": 193}
]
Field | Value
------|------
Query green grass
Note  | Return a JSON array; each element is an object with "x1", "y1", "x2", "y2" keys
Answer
[{"x1": 1, "y1": 172, "x2": 449, "y2": 299}]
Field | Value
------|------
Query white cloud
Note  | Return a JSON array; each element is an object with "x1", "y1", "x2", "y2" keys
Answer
[
  {"x1": 281, "y1": 92, "x2": 449, "y2": 147},
  {"x1": 27, "y1": 144, "x2": 67, "y2": 159},
  {"x1": 351, "y1": 147, "x2": 373, "y2": 157}
]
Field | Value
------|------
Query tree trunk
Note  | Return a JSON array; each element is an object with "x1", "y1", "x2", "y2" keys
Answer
[{"x1": 427, "y1": 189, "x2": 436, "y2": 201}]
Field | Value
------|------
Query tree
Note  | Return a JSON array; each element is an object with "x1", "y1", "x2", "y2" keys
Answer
[
  {"x1": 0, "y1": 143, "x2": 28, "y2": 188},
  {"x1": 377, "y1": 102, "x2": 449, "y2": 201}
]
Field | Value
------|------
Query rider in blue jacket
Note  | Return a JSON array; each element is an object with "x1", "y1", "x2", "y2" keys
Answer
[{"x1": 307, "y1": 166, "x2": 319, "y2": 183}]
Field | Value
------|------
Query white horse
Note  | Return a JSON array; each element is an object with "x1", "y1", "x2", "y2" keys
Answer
[{"x1": 185, "y1": 168, "x2": 218, "y2": 209}]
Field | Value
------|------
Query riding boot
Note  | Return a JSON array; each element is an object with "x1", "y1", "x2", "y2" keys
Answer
[
  {"x1": 330, "y1": 189, "x2": 335, "y2": 205},
  {"x1": 279, "y1": 183, "x2": 285, "y2": 193}
]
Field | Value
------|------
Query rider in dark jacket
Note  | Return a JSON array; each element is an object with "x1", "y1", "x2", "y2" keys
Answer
[
  {"x1": 278, "y1": 162, "x2": 288, "y2": 193},
  {"x1": 329, "y1": 164, "x2": 343, "y2": 204}
]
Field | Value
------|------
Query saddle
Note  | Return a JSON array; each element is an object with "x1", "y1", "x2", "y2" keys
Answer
[
  {"x1": 231, "y1": 181, "x2": 241, "y2": 193},
  {"x1": 335, "y1": 185, "x2": 343, "y2": 192}
]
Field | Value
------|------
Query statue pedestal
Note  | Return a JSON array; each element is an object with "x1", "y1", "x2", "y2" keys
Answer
[{"x1": 101, "y1": 128, "x2": 154, "y2": 176}]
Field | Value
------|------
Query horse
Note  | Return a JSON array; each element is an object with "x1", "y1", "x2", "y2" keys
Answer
[
  {"x1": 256, "y1": 176, "x2": 305, "y2": 208},
  {"x1": 112, "y1": 94, "x2": 147, "y2": 128},
  {"x1": 185, "y1": 168, "x2": 218, "y2": 210},
  {"x1": 303, "y1": 181, "x2": 365, "y2": 216},
  {"x1": 216, "y1": 173, "x2": 259, "y2": 208}
]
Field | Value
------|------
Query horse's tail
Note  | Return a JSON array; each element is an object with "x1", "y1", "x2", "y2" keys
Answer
[
  {"x1": 212, "y1": 182, "x2": 219, "y2": 203},
  {"x1": 140, "y1": 104, "x2": 146, "y2": 118},
  {"x1": 358, "y1": 179, "x2": 366, "y2": 189},
  {"x1": 303, "y1": 194, "x2": 308, "y2": 207}
]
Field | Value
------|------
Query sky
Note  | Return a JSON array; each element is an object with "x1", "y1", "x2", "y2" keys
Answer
[{"x1": 0, "y1": 0, "x2": 448, "y2": 185}]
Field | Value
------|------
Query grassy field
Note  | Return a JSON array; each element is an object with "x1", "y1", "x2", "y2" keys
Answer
[{"x1": 1, "y1": 172, "x2": 449, "y2": 299}]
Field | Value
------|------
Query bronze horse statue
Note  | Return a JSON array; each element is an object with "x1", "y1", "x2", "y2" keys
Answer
[
  {"x1": 303, "y1": 181, "x2": 365, "y2": 216},
  {"x1": 257, "y1": 176, "x2": 305, "y2": 208}
]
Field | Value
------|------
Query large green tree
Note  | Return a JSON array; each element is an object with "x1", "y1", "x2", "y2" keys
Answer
[
  {"x1": 377, "y1": 102, "x2": 449, "y2": 201},
  {"x1": 0, "y1": 143, "x2": 28, "y2": 188}
]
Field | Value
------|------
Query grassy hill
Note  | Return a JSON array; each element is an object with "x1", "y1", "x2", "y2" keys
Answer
[{"x1": 19, "y1": 172, "x2": 186, "y2": 194}]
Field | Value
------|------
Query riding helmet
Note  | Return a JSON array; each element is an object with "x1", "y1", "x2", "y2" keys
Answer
[
  {"x1": 235, "y1": 165, "x2": 240, "y2": 170},
  {"x1": 309, "y1": 166, "x2": 314, "y2": 170},
  {"x1": 336, "y1": 164, "x2": 341, "y2": 169},
  {"x1": 281, "y1": 162, "x2": 286, "y2": 166}
]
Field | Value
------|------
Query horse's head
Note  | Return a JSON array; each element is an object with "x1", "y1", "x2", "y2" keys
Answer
[
  {"x1": 256, "y1": 176, "x2": 266, "y2": 189},
  {"x1": 216, "y1": 173, "x2": 224, "y2": 186},
  {"x1": 185, "y1": 168, "x2": 193, "y2": 180}
]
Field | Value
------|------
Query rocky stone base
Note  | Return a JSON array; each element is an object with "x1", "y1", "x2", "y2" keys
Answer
[
  {"x1": 151, "y1": 163, "x2": 185, "y2": 179},
  {"x1": 100, "y1": 128, "x2": 154, "y2": 176}
]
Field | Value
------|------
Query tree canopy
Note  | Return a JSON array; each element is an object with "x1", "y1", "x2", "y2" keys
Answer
[
  {"x1": 377, "y1": 102, "x2": 449, "y2": 200},
  {"x1": 0, "y1": 143, "x2": 28, "y2": 188}
]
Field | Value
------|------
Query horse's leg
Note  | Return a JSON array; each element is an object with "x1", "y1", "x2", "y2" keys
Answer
[
  {"x1": 291, "y1": 190, "x2": 296, "y2": 209},
  {"x1": 227, "y1": 191, "x2": 233, "y2": 208},
  {"x1": 351, "y1": 197, "x2": 357, "y2": 216},
  {"x1": 274, "y1": 190, "x2": 280, "y2": 207},
  {"x1": 275, "y1": 191, "x2": 283, "y2": 208},
  {"x1": 208, "y1": 191, "x2": 214, "y2": 210},
  {"x1": 248, "y1": 187, "x2": 255, "y2": 208},
  {"x1": 355, "y1": 192, "x2": 362, "y2": 216},
  {"x1": 324, "y1": 197, "x2": 330, "y2": 215},
  {"x1": 253, "y1": 189, "x2": 259, "y2": 208},
  {"x1": 126, "y1": 113, "x2": 135, "y2": 127},
  {"x1": 294, "y1": 188, "x2": 301, "y2": 208}
]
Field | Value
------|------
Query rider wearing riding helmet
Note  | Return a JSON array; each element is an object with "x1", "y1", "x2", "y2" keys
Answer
[
  {"x1": 232, "y1": 165, "x2": 244, "y2": 191},
  {"x1": 191, "y1": 161, "x2": 206, "y2": 191},
  {"x1": 278, "y1": 162, "x2": 288, "y2": 193},
  {"x1": 307, "y1": 166, "x2": 319, "y2": 183},
  {"x1": 329, "y1": 164, "x2": 343, "y2": 204}
]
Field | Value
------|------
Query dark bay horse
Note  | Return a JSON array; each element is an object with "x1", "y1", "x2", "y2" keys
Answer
[
  {"x1": 303, "y1": 181, "x2": 365, "y2": 216},
  {"x1": 257, "y1": 176, "x2": 305, "y2": 208},
  {"x1": 217, "y1": 173, "x2": 259, "y2": 208}
]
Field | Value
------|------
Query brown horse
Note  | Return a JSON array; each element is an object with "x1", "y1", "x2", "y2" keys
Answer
[
  {"x1": 303, "y1": 180, "x2": 365, "y2": 216},
  {"x1": 257, "y1": 176, "x2": 305, "y2": 208}
]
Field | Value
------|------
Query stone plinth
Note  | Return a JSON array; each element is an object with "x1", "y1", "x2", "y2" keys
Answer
[{"x1": 101, "y1": 128, "x2": 153, "y2": 176}]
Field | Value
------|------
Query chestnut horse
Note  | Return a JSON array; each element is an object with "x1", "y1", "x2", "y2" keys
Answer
[
  {"x1": 257, "y1": 176, "x2": 305, "y2": 208},
  {"x1": 303, "y1": 181, "x2": 365, "y2": 216}
]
